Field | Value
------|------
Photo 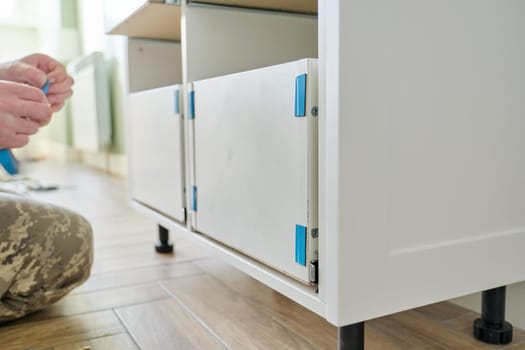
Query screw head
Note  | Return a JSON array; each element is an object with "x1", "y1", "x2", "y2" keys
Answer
[{"x1": 311, "y1": 106, "x2": 318, "y2": 117}]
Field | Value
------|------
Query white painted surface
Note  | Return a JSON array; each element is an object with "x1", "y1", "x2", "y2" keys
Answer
[
  {"x1": 323, "y1": 0, "x2": 525, "y2": 325},
  {"x1": 192, "y1": 59, "x2": 317, "y2": 283},
  {"x1": 182, "y1": 3, "x2": 317, "y2": 82},
  {"x1": 129, "y1": 85, "x2": 186, "y2": 222}
]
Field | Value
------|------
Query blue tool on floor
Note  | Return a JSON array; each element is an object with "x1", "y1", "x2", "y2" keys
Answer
[{"x1": 0, "y1": 80, "x2": 50, "y2": 175}]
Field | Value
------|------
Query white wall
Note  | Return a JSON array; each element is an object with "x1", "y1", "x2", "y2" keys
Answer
[
  {"x1": 73, "y1": 0, "x2": 129, "y2": 177},
  {"x1": 0, "y1": 26, "x2": 38, "y2": 62},
  {"x1": 0, "y1": 0, "x2": 49, "y2": 62},
  {"x1": 34, "y1": 0, "x2": 62, "y2": 58},
  {"x1": 0, "y1": 0, "x2": 78, "y2": 66},
  {"x1": 77, "y1": 0, "x2": 106, "y2": 54}
]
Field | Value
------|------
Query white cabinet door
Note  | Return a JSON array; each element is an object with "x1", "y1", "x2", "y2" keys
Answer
[
  {"x1": 191, "y1": 59, "x2": 318, "y2": 283},
  {"x1": 321, "y1": 0, "x2": 525, "y2": 326},
  {"x1": 129, "y1": 85, "x2": 186, "y2": 223}
]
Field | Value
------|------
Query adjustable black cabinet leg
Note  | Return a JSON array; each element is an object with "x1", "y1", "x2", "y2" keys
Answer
[
  {"x1": 338, "y1": 322, "x2": 365, "y2": 350},
  {"x1": 155, "y1": 224, "x2": 174, "y2": 254},
  {"x1": 473, "y1": 286, "x2": 513, "y2": 344}
]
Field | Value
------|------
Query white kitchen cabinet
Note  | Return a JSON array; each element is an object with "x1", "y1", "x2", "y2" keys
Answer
[
  {"x1": 107, "y1": 0, "x2": 525, "y2": 348},
  {"x1": 128, "y1": 85, "x2": 186, "y2": 223},
  {"x1": 190, "y1": 59, "x2": 318, "y2": 283}
]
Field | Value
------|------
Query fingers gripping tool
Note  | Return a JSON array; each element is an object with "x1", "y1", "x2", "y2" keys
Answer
[{"x1": 0, "y1": 80, "x2": 50, "y2": 175}]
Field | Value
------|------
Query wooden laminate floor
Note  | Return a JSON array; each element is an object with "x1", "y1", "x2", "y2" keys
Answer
[{"x1": 0, "y1": 161, "x2": 524, "y2": 350}]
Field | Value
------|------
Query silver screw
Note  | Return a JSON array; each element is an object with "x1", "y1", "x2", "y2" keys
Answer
[{"x1": 311, "y1": 106, "x2": 318, "y2": 117}]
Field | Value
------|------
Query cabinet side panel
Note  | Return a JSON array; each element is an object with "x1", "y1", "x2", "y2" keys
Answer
[{"x1": 324, "y1": 0, "x2": 525, "y2": 325}]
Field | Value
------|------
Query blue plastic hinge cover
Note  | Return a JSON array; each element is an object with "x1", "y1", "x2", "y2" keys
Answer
[
  {"x1": 294, "y1": 73, "x2": 307, "y2": 117},
  {"x1": 188, "y1": 91, "x2": 195, "y2": 119},
  {"x1": 295, "y1": 224, "x2": 307, "y2": 266},
  {"x1": 191, "y1": 185, "x2": 197, "y2": 212},
  {"x1": 174, "y1": 88, "x2": 180, "y2": 115}
]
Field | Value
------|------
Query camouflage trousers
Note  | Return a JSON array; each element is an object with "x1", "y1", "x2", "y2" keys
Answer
[{"x1": 0, "y1": 193, "x2": 93, "y2": 322}]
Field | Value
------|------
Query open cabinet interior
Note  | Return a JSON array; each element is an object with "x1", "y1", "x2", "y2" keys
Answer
[{"x1": 182, "y1": 3, "x2": 317, "y2": 82}]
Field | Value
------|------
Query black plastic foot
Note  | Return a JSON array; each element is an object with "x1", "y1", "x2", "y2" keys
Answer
[
  {"x1": 338, "y1": 322, "x2": 364, "y2": 350},
  {"x1": 155, "y1": 225, "x2": 174, "y2": 254},
  {"x1": 473, "y1": 318, "x2": 512, "y2": 344},
  {"x1": 473, "y1": 286, "x2": 513, "y2": 345}
]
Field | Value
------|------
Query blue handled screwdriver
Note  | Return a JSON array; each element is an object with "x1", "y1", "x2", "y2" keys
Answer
[{"x1": 0, "y1": 80, "x2": 50, "y2": 175}]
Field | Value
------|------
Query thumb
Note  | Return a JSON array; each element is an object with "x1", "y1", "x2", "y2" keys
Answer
[{"x1": 11, "y1": 62, "x2": 47, "y2": 89}]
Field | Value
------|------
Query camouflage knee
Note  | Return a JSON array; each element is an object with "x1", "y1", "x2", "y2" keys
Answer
[{"x1": 0, "y1": 193, "x2": 93, "y2": 322}]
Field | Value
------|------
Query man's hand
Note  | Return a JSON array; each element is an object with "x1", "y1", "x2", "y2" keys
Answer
[
  {"x1": 0, "y1": 80, "x2": 52, "y2": 148},
  {"x1": 0, "y1": 53, "x2": 74, "y2": 112}
]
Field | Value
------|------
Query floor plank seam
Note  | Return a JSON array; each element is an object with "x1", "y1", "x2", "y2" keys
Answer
[
  {"x1": 70, "y1": 271, "x2": 206, "y2": 296},
  {"x1": 112, "y1": 308, "x2": 144, "y2": 350},
  {"x1": 157, "y1": 280, "x2": 233, "y2": 350},
  {"x1": 92, "y1": 238, "x2": 162, "y2": 248},
  {"x1": 90, "y1": 262, "x2": 194, "y2": 276},
  {"x1": 0, "y1": 296, "x2": 173, "y2": 328},
  {"x1": 87, "y1": 294, "x2": 173, "y2": 314},
  {"x1": 88, "y1": 255, "x2": 214, "y2": 274},
  {"x1": 269, "y1": 313, "x2": 328, "y2": 350}
]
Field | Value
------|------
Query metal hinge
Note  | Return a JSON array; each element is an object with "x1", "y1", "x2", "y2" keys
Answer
[{"x1": 309, "y1": 260, "x2": 318, "y2": 284}]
